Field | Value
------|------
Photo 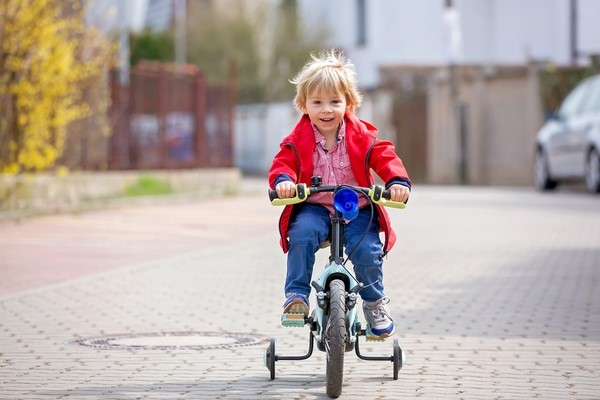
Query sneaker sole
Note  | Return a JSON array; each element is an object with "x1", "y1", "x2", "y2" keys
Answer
[
  {"x1": 365, "y1": 325, "x2": 395, "y2": 341},
  {"x1": 283, "y1": 301, "x2": 309, "y2": 317}
]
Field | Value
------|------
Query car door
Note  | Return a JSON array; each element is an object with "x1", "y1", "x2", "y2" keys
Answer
[
  {"x1": 562, "y1": 77, "x2": 600, "y2": 176},
  {"x1": 570, "y1": 78, "x2": 600, "y2": 176},
  {"x1": 547, "y1": 80, "x2": 590, "y2": 177}
]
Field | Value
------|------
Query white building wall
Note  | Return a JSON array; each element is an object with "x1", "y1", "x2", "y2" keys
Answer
[
  {"x1": 235, "y1": 103, "x2": 299, "y2": 175},
  {"x1": 298, "y1": 0, "x2": 600, "y2": 89},
  {"x1": 459, "y1": 0, "x2": 568, "y2": 65},
  {"x1": 86, "y1": 0, "x2": 148, "y2": 32},
  {"x1": 298, "y1": 0, "x2": 448, "y2": 88},
  {"x1": 578, "y1": 0, "x2": 600, "y2": 59}
]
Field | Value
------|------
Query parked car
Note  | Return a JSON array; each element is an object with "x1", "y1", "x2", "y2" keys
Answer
[{"x1": 534, "y1": 74, "x2": 600, "y2": 193}]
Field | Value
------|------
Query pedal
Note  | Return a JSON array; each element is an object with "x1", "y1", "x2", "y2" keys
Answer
[
  {"x1": 365, "y1": 325, "x2": 389, "y2": 342},
  {"x1": 281, "y1": 313, "x2": 306, "y2": 327}
]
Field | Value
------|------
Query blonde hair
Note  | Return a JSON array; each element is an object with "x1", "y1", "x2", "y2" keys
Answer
[{"x1": 290, "y1": 49, "x2": 362, "y2": 113}]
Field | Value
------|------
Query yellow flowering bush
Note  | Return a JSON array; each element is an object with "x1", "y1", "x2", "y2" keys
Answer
[{"x1": 0, "y1": 0, "x2": 112, "y2": 174}]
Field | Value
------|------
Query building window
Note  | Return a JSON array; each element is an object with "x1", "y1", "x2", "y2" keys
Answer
[{"x1": 356, "y1": 0, "x2": 367, "y2": 46}]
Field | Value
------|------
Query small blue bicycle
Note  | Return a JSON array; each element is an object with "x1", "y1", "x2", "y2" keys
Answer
[{"x1": 264, "y1": 176, "x2": 406, "y2": 398}]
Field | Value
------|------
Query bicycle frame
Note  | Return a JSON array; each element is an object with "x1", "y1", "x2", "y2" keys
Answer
[
  {"x1": 309, "y1": 207, "x2": 361, "y2": 349},
  {"x1": 264, "y1": 178, "x2": 406, "y2": 387}
]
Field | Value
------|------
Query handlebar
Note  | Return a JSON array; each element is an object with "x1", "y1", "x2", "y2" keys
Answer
[{"x1": 268, "y1": 184, "x2": 405, "y2": 209}]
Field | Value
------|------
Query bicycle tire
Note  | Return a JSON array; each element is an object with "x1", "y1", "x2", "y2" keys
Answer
[
  {"x1": 266, "y1": 337, "x2": 275, "y2": 380},
  {"x1": 393, "y1": 338, "x2": 402, "y2": 380},
  {"x1": 325, "y1": 279, "x2": 346, "y2": 398}
]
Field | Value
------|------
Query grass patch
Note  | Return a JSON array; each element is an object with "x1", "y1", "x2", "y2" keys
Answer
[{"x1": 125, "y1": 175, "x2": 173, "y2": 197}]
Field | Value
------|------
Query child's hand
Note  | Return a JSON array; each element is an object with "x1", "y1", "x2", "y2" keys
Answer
[
  {"x1": 275, "y1": 181, "x2": 297, "y2": 199},
  {"x1": 388, "y1": 184, "x2": 410, "y2": 203}
]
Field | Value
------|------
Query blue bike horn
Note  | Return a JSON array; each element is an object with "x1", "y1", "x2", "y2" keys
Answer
[{"x1": 333, "y1": 188, "x2": 359, "y2": 220}]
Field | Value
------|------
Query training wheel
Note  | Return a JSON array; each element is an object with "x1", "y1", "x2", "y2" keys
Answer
[
  {"x1": 392, "y1": 339, "x2": 405, "y2": 380},
  {"x1": 263, "y1": 337, "x2": 276, "y2": 380}
]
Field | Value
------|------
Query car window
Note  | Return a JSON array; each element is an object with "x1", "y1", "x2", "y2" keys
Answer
[
  {"x1": 580, "y1": 82, "x2": 600, "y2": 114},
  {"x1": 557, "y1": 81, "x2": 589, "y2": 120}
]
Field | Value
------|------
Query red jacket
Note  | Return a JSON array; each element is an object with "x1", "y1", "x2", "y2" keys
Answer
[{"x1": 268, "y1": 112, "x2": 411, "y2": 254}]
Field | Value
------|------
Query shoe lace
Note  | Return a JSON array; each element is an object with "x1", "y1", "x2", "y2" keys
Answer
[{"x1": 364, "y1": 297, "x2": 393, "y2": 322}]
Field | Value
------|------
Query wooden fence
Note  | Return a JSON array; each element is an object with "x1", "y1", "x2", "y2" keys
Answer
[{"x1": 109, "y1": 61, "x2": 234, "y2": 170}]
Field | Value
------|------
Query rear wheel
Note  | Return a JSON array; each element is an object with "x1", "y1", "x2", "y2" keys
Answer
[
  {"x1": 393, "y1": 339, "x2": 404, "y2": 380},
  {"x1": 585, "y1": 148, "x2": 600, "y2": 193},
  {"x1": 264, "y1": 338, "x2": 276, "y2": 380},
  {"x1": 534, "y1": 149, "x2": 558, "y2": 191},
  {"x1": 325, "y1": 279, "x2": 346, "y2": 398}
]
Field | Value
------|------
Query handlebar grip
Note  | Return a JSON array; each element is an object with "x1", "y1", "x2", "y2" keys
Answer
[
  {"x1": 268, "y1": 189, "x2": 279, "y2": 201},
  {"x1": 269, "y1": 183, "x2": 309, "y2": 206},
  {"x1": 369, "y1": 185, "x2": 406, "y2": 209}
]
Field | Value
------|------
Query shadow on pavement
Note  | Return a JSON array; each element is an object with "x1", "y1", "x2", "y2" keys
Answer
[{"x1": 37, "y1": 375, "x2": 331, "y2": 399}]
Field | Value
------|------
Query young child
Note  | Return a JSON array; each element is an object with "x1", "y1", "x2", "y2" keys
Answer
[{"x1": 268, "y1": 50, "x2": 411, "y2": 338}]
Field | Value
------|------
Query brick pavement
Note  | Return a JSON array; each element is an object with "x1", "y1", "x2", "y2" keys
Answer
[{"x1": 0, "y1": 181, "x2": 599, "y2": 399}]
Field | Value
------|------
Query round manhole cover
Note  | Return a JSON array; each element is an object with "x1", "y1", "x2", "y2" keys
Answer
[{"x1": 74, "y1": 331, "x2": 268, "y2": 350}]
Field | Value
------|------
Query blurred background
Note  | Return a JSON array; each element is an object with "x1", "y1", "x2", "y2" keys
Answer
[{"x1": 1, "y1": 0, "x2": 600, "y2": 206}]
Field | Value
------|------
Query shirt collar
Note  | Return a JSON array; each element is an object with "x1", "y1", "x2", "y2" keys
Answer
[{"x1": 312, "y1": 119, "x2": 346, "y2": 144}]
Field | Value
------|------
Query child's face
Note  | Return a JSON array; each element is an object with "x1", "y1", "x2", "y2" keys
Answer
[{"x1": 301, "y1": 89, "x2": 347, "y2": 137}]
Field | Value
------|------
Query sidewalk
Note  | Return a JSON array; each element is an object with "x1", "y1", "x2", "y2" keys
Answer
[{"x1": 0, "y1": 183, "x2": 599, "y2": 399}]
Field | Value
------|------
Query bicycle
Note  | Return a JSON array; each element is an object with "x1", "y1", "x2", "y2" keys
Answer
[{"x1": 264, "y1": 176, "x2": 407, "y2": 398}]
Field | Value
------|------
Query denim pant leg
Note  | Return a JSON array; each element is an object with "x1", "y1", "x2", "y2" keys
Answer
[
  {"x1": 344, "y1": 208, "x2": 385, "y2": 302},
  {"x1": 285, "y1": 204, "x2": 331, "y2": 297}
]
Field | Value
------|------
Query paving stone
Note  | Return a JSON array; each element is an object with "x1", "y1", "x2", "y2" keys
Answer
[{"x1": 0, "y1": 183, "x2": 599, "y2": 399}]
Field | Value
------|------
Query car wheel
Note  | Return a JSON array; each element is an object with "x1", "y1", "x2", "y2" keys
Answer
[
  {"x1": 534, "y1": 149, "x2": 558, "y2": 191},
  {"x1": 585, "y1": 148, "x2": 600, "y2": 193}
]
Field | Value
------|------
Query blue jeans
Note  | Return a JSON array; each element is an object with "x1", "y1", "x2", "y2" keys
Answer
[{"x1": 285, "y1": 203, "x2": 385, "y2": 302}]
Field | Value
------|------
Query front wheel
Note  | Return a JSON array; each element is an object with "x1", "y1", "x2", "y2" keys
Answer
[
  {"x1": 585, "y1": 148, "x2": 600, "y2": 193},
  {"x1": 325, "y1": 279, "x2": 346, "y2": 398}
]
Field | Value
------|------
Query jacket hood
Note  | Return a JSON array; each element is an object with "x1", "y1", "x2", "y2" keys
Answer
[{"x1": 346, "y1": 112, "x2": 379, "y2": 139}]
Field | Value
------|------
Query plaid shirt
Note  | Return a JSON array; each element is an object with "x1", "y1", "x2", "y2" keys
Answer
[{"x1": 307, "y1": 120, "x2": 370, "y2": 213}]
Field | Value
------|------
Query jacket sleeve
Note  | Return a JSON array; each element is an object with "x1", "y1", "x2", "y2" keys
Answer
[
  {"x1": 268, "y1": 143, "x2": 299, "y2": 189},
  {"x1": 369, "y1": 139, "x2": 411, "y2": 186}
]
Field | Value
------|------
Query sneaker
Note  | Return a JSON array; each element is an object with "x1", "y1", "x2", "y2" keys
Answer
[
  {"x1": 363, "y1": 297, "x2": 395, "y2": 338},
  {"x1": 282, "y1": 293, "x2": 309, "y2": 317}
]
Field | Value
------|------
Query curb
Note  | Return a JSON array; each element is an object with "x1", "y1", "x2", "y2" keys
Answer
[{"x1": 0, "y1": 168, "x2": 243, "y2": 221}]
